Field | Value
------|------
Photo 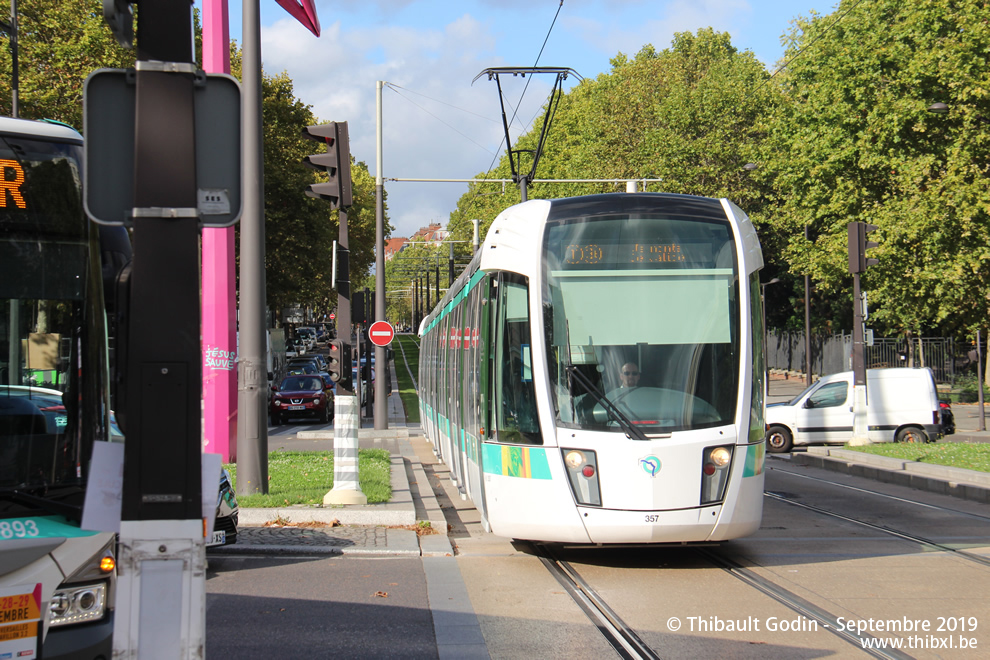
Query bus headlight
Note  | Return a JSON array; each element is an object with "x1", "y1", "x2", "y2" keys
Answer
[
  {"x1": 701, "y1": 445, "x2": 734, "y2": 504},
  {"x1": 49, "y1": 582, "x2": 107, "y2": 627},
  {"x1": 562, "y1": 449, "x2": 601, "y2": 507}
]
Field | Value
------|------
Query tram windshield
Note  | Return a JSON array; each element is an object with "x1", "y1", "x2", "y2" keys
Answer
[{"x1": 542, "y1": 210, "x2": 740, "y2": 435}]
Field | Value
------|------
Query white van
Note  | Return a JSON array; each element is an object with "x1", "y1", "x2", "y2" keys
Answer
[{"x1": 765, "y1": 368, "x2": 942, "y2": 453}]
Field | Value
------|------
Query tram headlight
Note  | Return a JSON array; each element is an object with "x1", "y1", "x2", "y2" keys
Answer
[
  {"x1": 564, "y1": 450, "x2": 585, "y2": 469},
  {"x1": 700, "y1": 445, "x2": 734, "y2": 504},
  {"x1": 562, "y1": 448, "x2": 601, "y2": 507}
]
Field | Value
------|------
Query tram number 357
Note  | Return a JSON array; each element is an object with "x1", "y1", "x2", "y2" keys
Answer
[{"x1": 645, "y1": 514, "x2": 660, "y2": 523}]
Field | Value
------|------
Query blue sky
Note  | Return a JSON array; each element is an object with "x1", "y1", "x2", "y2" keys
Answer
[{"x1": 202, "y1": 0, "x2": 836, "y2": 239}]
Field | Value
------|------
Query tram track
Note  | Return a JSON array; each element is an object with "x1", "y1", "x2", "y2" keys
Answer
[
  {"x1": 532, "y1": 543, "x2": 662, "y2": 660},
  {"x1": 764, "y1": 490, "x2": 990, "y2": 569},
  {"x1": 531, "y1": 539, "x2": 915, "y2": 660},
  {"x1": 767, "y1": 464, "x2": 990, "y2": 523},
  {"x1": 696, "y1": 548, "x2": 914, "y2": 660}
]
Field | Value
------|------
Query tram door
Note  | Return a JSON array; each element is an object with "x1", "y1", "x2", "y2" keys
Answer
[
  {"x1": 462, "y1": 280, "x2": 488, "y2": 528},
  {"x1": 450, "y1": 302, "x2": 467, "y2": 495}
]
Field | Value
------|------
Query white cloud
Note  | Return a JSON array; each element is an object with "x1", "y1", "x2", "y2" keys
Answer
[{"x1": 262, "y1": 12, "x2": 553, "y2": 239}]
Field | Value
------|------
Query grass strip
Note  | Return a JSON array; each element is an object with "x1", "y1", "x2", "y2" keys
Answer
[
  {"x1": 394, "y1": 334, "x2": 420, "y2": 424},
  {"x1": 226, "y1": 449, "x2": 392, "y2": 507},
  {"x1": 843, "y1": 442, "x2": 990, "y2": 473}
]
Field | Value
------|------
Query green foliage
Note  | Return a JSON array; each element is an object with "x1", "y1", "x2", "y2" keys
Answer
[
  {"x1": 0, "y1": 0, "x2": 134, "y2": 124},
  {"x1": 447, "y1": 27, "x2": 779, "y2": 265},
  {"x1": 758, "y1": 0, "x2": 990, "y2": 339},
  {"x1": 225, "y1": 449, "x2": 392, "y2": 506},
  {"x1": 226, "y1": 47, "x2": 389, "y2": 319}
]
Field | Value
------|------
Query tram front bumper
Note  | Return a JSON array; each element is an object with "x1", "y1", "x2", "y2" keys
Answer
[{"x1": 577, "y1": 505, "x2": 723, "y2": 544}]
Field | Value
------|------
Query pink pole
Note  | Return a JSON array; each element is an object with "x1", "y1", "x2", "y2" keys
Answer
[{"x1": 202, "y1": 0, "x2": 238, "y2": 461}]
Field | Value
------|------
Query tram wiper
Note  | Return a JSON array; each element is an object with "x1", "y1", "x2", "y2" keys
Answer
[{"x1": 565, "y1": 365, "x2": 648, "y2": 441}]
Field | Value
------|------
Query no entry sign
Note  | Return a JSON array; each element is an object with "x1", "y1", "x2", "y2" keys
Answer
[{"x1": 368, "y1": 320, "x2": 395, "y2": 346}]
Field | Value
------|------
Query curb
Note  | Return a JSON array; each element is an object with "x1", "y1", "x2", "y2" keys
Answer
[
  {"x1": 789, "y1": 447, "x2": 990, "y2": 504},
  {"x1": 399, "y1": 432, "x2": 454, "y2": 557}
]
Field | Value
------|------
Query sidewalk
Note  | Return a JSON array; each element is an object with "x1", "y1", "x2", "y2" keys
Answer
[{"x1": 210, "y1": 360, "x2": 452, "y2": 558}]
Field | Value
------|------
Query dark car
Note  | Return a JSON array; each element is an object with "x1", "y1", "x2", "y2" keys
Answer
[
  {"x1": 288, "y1": 354, "x2": 328, "y2": 372},
  {"x1": 210, "y1": 468, "x2": 239, "y2": 546},
  {"x1": 270, "y1": 375, "x2": 333, "y2": 425},
  {"x1": 940, "y1": 400, "x2": 955, "y2": 435}
]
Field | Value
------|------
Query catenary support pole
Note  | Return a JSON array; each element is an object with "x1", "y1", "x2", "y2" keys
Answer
[
  {"x1": 374, "y1": 80, "x2": 387, "y2": 429},
  {"x1": 236, "y1": 0, "x2": 268, "y2": 494}
]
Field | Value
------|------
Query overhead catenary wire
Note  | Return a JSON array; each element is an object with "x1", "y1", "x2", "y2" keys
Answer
[{"x1": 472, "y1": 1, "x2": 566, "y2": 197}]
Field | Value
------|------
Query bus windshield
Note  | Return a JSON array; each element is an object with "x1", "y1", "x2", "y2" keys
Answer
[
  {"x1": 542, "y1": 211, "x2": 740, "y2": 434},
  {"x1": 0, "y1": 128, "x2": 108, "y2": 497}
]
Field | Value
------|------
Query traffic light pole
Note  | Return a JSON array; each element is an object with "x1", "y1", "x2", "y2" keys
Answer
[
  {"x1": 850, "y1": 271, "x2": 870, "y2": 445},
  {"x1": 848, "y1": 221, "x2": 878, "y2": 446}
]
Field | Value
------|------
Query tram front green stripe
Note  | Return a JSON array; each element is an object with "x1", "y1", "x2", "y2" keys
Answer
[
  {"x1": 743, "y1": 442, "x2": 765, "y2": 477},
  {"x1": 482, "y1": 444, "x2": 552, "y2": 479}
]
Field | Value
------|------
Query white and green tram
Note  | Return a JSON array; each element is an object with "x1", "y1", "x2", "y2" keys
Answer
[{"x1": 418, "y1": 193, "x2": 767, "y2": 544}]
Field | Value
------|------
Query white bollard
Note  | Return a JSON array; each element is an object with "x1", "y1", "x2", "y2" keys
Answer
[{"x1": 324, "y1": 395, "x2": 367, "y2": 505}]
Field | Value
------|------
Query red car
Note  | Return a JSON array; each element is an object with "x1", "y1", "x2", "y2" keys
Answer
[{"x1": 270, "y1": 375, "x2": 333, "y2": 425}]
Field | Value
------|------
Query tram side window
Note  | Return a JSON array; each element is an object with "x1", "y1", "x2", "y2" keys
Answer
[{"x1": 494, "y1": 274, "x2": 540, "y2": 445}]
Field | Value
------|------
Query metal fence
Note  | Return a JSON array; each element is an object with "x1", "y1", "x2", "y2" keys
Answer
[{"x1": 766, "y1": 331, "x2": 958, "y2": 385}]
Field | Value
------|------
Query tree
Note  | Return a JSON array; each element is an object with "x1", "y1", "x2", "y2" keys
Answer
[
  {"x1": 0, "y1": 0, "x2": 133, "y2": 124},
  {"x1": 758, "y1": 0, "x2": 990, "y2": 339},
  {"x1": 227, "y1": 51, "x2": 388, "y2": 321}
]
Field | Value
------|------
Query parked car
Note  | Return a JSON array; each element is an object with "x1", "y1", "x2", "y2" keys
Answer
[
  {"x1": 765, "y1": 368, "x2": 942, "y2": 453},
  {"x1": 270, "y1": 375, "x2": 333, "y2": 425},
  {"x1": 939, "y1": 400, "x2": 956, "y2": 435}
]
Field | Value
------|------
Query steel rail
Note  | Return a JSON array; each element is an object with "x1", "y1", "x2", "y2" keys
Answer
[
  {"x1": 534, "y1": 544, "x2": 661, "y2": 660},
  {"x1": 697, "y1": 549, "x2": 914, "y2": 660},
  {"x1": 765, "y1": 491, "x2": 990, "y2": 569}
]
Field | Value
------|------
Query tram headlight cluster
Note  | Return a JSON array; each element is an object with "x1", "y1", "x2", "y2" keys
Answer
[
  {"x1": 562, "y1": 449, "x2": 601, "y2": 506},
  {"x1": 701, "y1": 445, "x2": 734, "y2": 504}
]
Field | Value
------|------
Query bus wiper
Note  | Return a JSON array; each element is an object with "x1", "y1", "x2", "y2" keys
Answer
[
  {"x1": 565, "y1": 365, "x2": 648, "y2": 441},
  {"x1": 0, "y1": 488, "x2": 83, "y2": 523}
]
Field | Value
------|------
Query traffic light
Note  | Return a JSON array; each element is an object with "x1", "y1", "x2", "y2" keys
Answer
[
  {"x1": 848, "y1": 222, "x2": 879, "y2": 274},
  {"x1": 331, "y1": 240, "x2": 349, "y2": 291},
  {"x1": 327, "y1": 339, "x2": 351, "y2": 385},
  {"x1": 302, "y1": 122, "x2": 352, "y2": 209},
  {"x1": 352, "y1": 291, "x2": 365, "y2": 325}
]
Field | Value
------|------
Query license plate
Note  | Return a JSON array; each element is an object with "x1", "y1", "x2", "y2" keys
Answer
[
  {"x1": 208, "y1": 530, "x2": 226, "y2": 546},
  {"x1": 288, "y1": 405, "x2": 304, "y2": 411}
]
